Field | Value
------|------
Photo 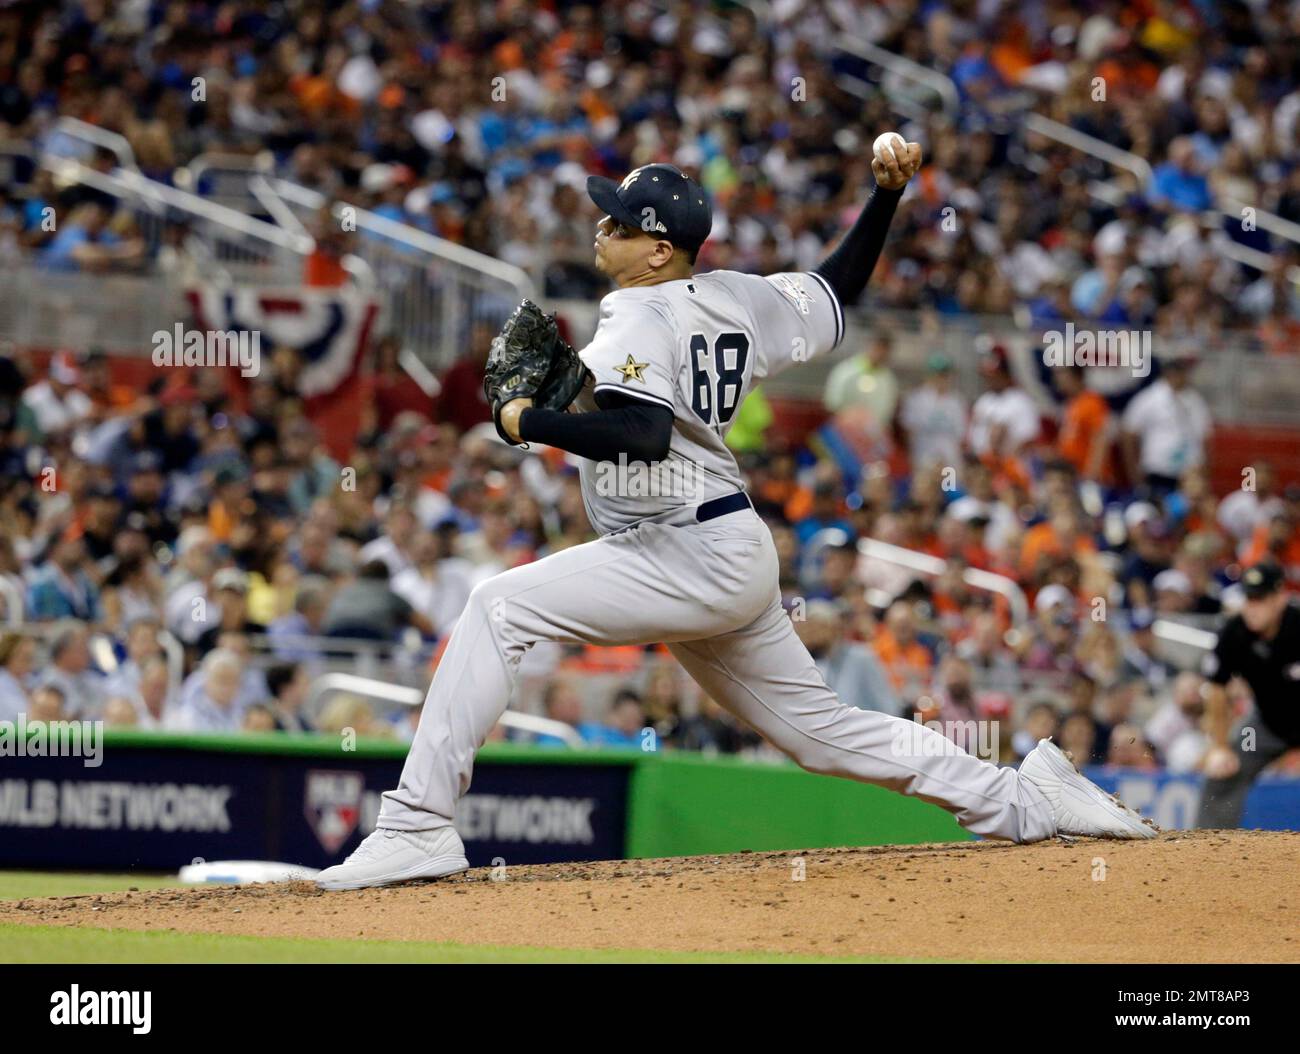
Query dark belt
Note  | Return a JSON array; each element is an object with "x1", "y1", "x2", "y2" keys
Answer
[{"x1": 695, "y1": 491, "x2": 753, "y2": 523}]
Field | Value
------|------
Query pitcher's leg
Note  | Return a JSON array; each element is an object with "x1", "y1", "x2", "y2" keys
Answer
[
  {"x1": 379, "y1": 541, "x2": 623, "y2": 830},
  {"x1": 669, "y1": 603, "x2": 1055, "y2": 842},
  {"x1": 380, "y1": 522, "x2": 775, "y2": 831}
]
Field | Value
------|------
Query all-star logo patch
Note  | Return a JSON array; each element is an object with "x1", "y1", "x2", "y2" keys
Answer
[
  {"x1": 615, "y1": 354, "x2": 650, "y2": 383},
  {"x1": 771, "y1": 273, "x2": 813, "y2": 315}
]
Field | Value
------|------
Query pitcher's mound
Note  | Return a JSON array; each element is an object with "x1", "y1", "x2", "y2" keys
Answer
[{"x1": 4, "y1": 830, "x2": 1295, "y2": 962}]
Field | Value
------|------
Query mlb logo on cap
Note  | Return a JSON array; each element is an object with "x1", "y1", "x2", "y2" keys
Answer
[
  {"x1": 587, "y1": 163, "x2": 713, "y2": 256},
  {"x1": 1242, "y1": 563, "x2": 1283, "y2": 598}
]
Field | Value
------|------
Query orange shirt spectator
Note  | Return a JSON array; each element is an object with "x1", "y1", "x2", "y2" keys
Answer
[
  {"x1": 1241, "y1": 516, "x2": 1300, "y2": 581},
  {"x1": 1019, "y1": 517, "x2": 1096, "y2": 580},
  {"x1": 1257, "y1": 314, "x2": 1300, "y2": 356},
  {"x1": 1057, "y1": 389, "x2": 1112, "y2": 482},
  {"x1": 304, "y1": 247, "x2": 348, "y2": 287},
  {"x1": 873, "y1": 604, "x2": 933, "y2": 694},
  {"x1": 873, "y1": 628, "x2": 933, "y2": 693}
]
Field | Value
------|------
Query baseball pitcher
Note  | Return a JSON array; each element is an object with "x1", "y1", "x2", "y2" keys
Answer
[{"x1": 318, "y1": 144, "x2": 1154, "y2": 890}]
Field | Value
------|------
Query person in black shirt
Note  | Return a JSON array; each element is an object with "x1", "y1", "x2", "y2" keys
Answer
[{"x1": 1196, "y1": 563, "x2": 1300, "y2": 828}]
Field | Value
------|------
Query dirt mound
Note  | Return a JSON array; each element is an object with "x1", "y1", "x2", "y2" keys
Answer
[{"x1": 4, "y1": 831, "x2": 1296, "y2": 961}]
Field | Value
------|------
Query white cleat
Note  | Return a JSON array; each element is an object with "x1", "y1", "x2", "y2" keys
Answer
[
  {"x1": 1019, "y1": 738, "x2": 1158, "y2": 840},
  {"x1": 315, "y1": 827, "x2": 470, "y2": 890}
]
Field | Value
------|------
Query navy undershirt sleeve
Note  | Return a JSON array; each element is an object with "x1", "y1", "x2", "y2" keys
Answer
[
  {"x1": 518, "y1": 389, "x2": 673, "y2": 463},
  {"x1": 812, "y1": 184, "x2": 904, "y2": 305}
]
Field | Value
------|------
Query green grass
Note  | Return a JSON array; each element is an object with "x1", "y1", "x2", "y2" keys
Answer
[
  {"x1": 0, "y1": 922, "x2": 933, "y2": 963},
  {"x1": 0, "y1": 871, "x2": 181, "y2": 902}
]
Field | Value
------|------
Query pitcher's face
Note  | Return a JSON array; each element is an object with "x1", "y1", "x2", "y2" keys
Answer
[{"x1": 593, "y1": 215, "x2": 655, "y2": 279}]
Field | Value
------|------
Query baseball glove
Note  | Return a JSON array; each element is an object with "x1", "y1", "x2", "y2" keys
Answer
[{"x1": 483, "y1": 299, "x2": 590, "y2": 445}]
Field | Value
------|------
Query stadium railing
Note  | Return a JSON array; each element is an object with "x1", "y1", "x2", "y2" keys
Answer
[
  {"x1": 303, "y1": 670, "x2": 585, "y2": 748},
  {"x1": 173, "y1": 151, "x2": 536, "y2": 365},
  {"x1": 39, "y1": 118, "x2": 312, "y2": 284},
  {"x1": 855, "y1": 536, "x2": 1030, "y2": 623}
]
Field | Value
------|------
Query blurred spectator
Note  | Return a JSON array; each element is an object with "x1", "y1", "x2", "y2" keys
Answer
[
  {"x1": 173, "y1": 648, "x2": 245, "y2": 733},
  {"x1": 1059, "y1": 711, "x2": 1098, "y2": 767},
  {"x1": 1120, "y1": 610, "x2": 1178, "y2": 693},
  {"x1": 435, "y1": 321, "x2": 496, "y2": 435},
  {"x1": 27, "y1": 530, "x2": 98, "y2": 622},
  {"x1": 824, "y1": 332, "x2": 899, "y2": 427},
  {"x1": 579, "y1": 688, "x2": 646, "y2": 749},
  {"x1": 795, "y1": 600, "x2": 901, "y2": 716},
  {"x1": 873, "y1": 600, "x2": 934, "y2": 699},
  {"x1": 1148, "y1": 137, "x2": 1212, "y2": 214},
  {"x1": 1106, "y1": 723, "x2": 1156, "y2": 769},
  {"x1": 1011, "y1": 701, "x2": 1060, "y2": 763},
  {"x1": 534, "y1": 678, "x2": 584, "y2": 748},
  {"x1": 1054, "y1": 366, "x2": 1111, "y2": 483},
  {"x1": 371, "y1": 336, "x2": 433, "y2": 431},
  {"x1": 103, "y1": 616, "x2": 164, "y2": 700},
  {"x1": 34, "y1": 621, "x2": 103, "y2": 720},
  {"x1": 391, "y1": 531, "x2": 475, "y2": 639},
  {"x1": 268, "y1": 578, "x2": 332, "y2": 660},
  {"x1": 102, "y1": 695, "x2": 138, "y2": 728},
  {"x1": 195, "y1": 569, "x2": 264, "y2": 655},
  {"x1": 0, "y1": 630, "x2": 35, "y2": 721},
  {"x1": 359, "y1": 503, "x2": 420, "y2": 578},
  {"x1": 1144, "y1": 671, "x2": 1206, "y2": 768},
  {"x1": 900, "y1": 354, "x2": 966, "y2": 473},
  {"x1": 1120, "y1": 354, "x2": 1211, "y2": 495},
  {"x1": 264, "y1": 662, "x2": 312, "y2": 734},
  {"x1": 21, "y1": 353, "x2": 91, "y2": 439},
  {"x1": 967, "y1": 343, "x2": 1039, "y2": 474},
  {"x1": 1216, "y1": 461, "x2": 1280, "y2": 545},
  {"x1": 316, "y1": 695, "x2": 394, "y2": 740},
  {"x1": 39, "y1": 201, "x2": 145, "y2": 273},
  {"x1": 676, "y1": 695, "x2": 765, "y2": 754},
  {"x1": 242, "y1": 704, "x2": 278, "y2": 733},
  {"x1": 323, "y1": 560, "x2": 434, "y2": 642},
  {"x1": 119, "y1": 654, "x2": 175, "y2": 730},
  {"x1": 28, "y1": 684, "x2": 67, "y2": 723}
]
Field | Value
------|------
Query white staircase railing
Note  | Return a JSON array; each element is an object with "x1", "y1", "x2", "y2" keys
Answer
[
  {"x1": 173, "y1": 152, "x2": 534, "y2": 367},
  {"x1": 304, "y1": 672, "x2": 584, "y2": 747}
]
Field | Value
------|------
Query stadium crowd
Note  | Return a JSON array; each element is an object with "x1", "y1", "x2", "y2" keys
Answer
[
  {"x1": 0, "y1": 321, "x2": 1296, "y2": 773},
  {"x1": 0, "y1": 1, "x2": 1298, "y2": 776},
  {"x1": 3, "y1": 0, "x2": 1300, "y2": 338}
]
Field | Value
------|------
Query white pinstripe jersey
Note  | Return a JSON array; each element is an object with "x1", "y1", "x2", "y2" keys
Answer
[{"x1": 571, "y1": 269, "x2": 844, "y2": 534}]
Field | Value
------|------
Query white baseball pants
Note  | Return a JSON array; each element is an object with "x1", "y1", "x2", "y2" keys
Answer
[{"x1": 379, "y1": 510, "x2": 1055, "y2": 842}]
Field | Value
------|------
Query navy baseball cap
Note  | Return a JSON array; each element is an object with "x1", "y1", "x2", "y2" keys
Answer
[
  {"x1": 1242, "y1": 562, "x2": 1284, "y2": 599},
  {"x1": 586, "y1": 164, "x2": 713, "y2": 256}
]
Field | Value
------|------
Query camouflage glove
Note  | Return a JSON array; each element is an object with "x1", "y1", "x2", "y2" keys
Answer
[{"x1": 483, "y1": 299, "x2": 590, "y2": 446}]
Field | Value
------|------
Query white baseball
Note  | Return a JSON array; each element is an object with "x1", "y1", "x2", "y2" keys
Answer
[{"x1": 872, "y1": 132, "x2": 905, "y2": 165}]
